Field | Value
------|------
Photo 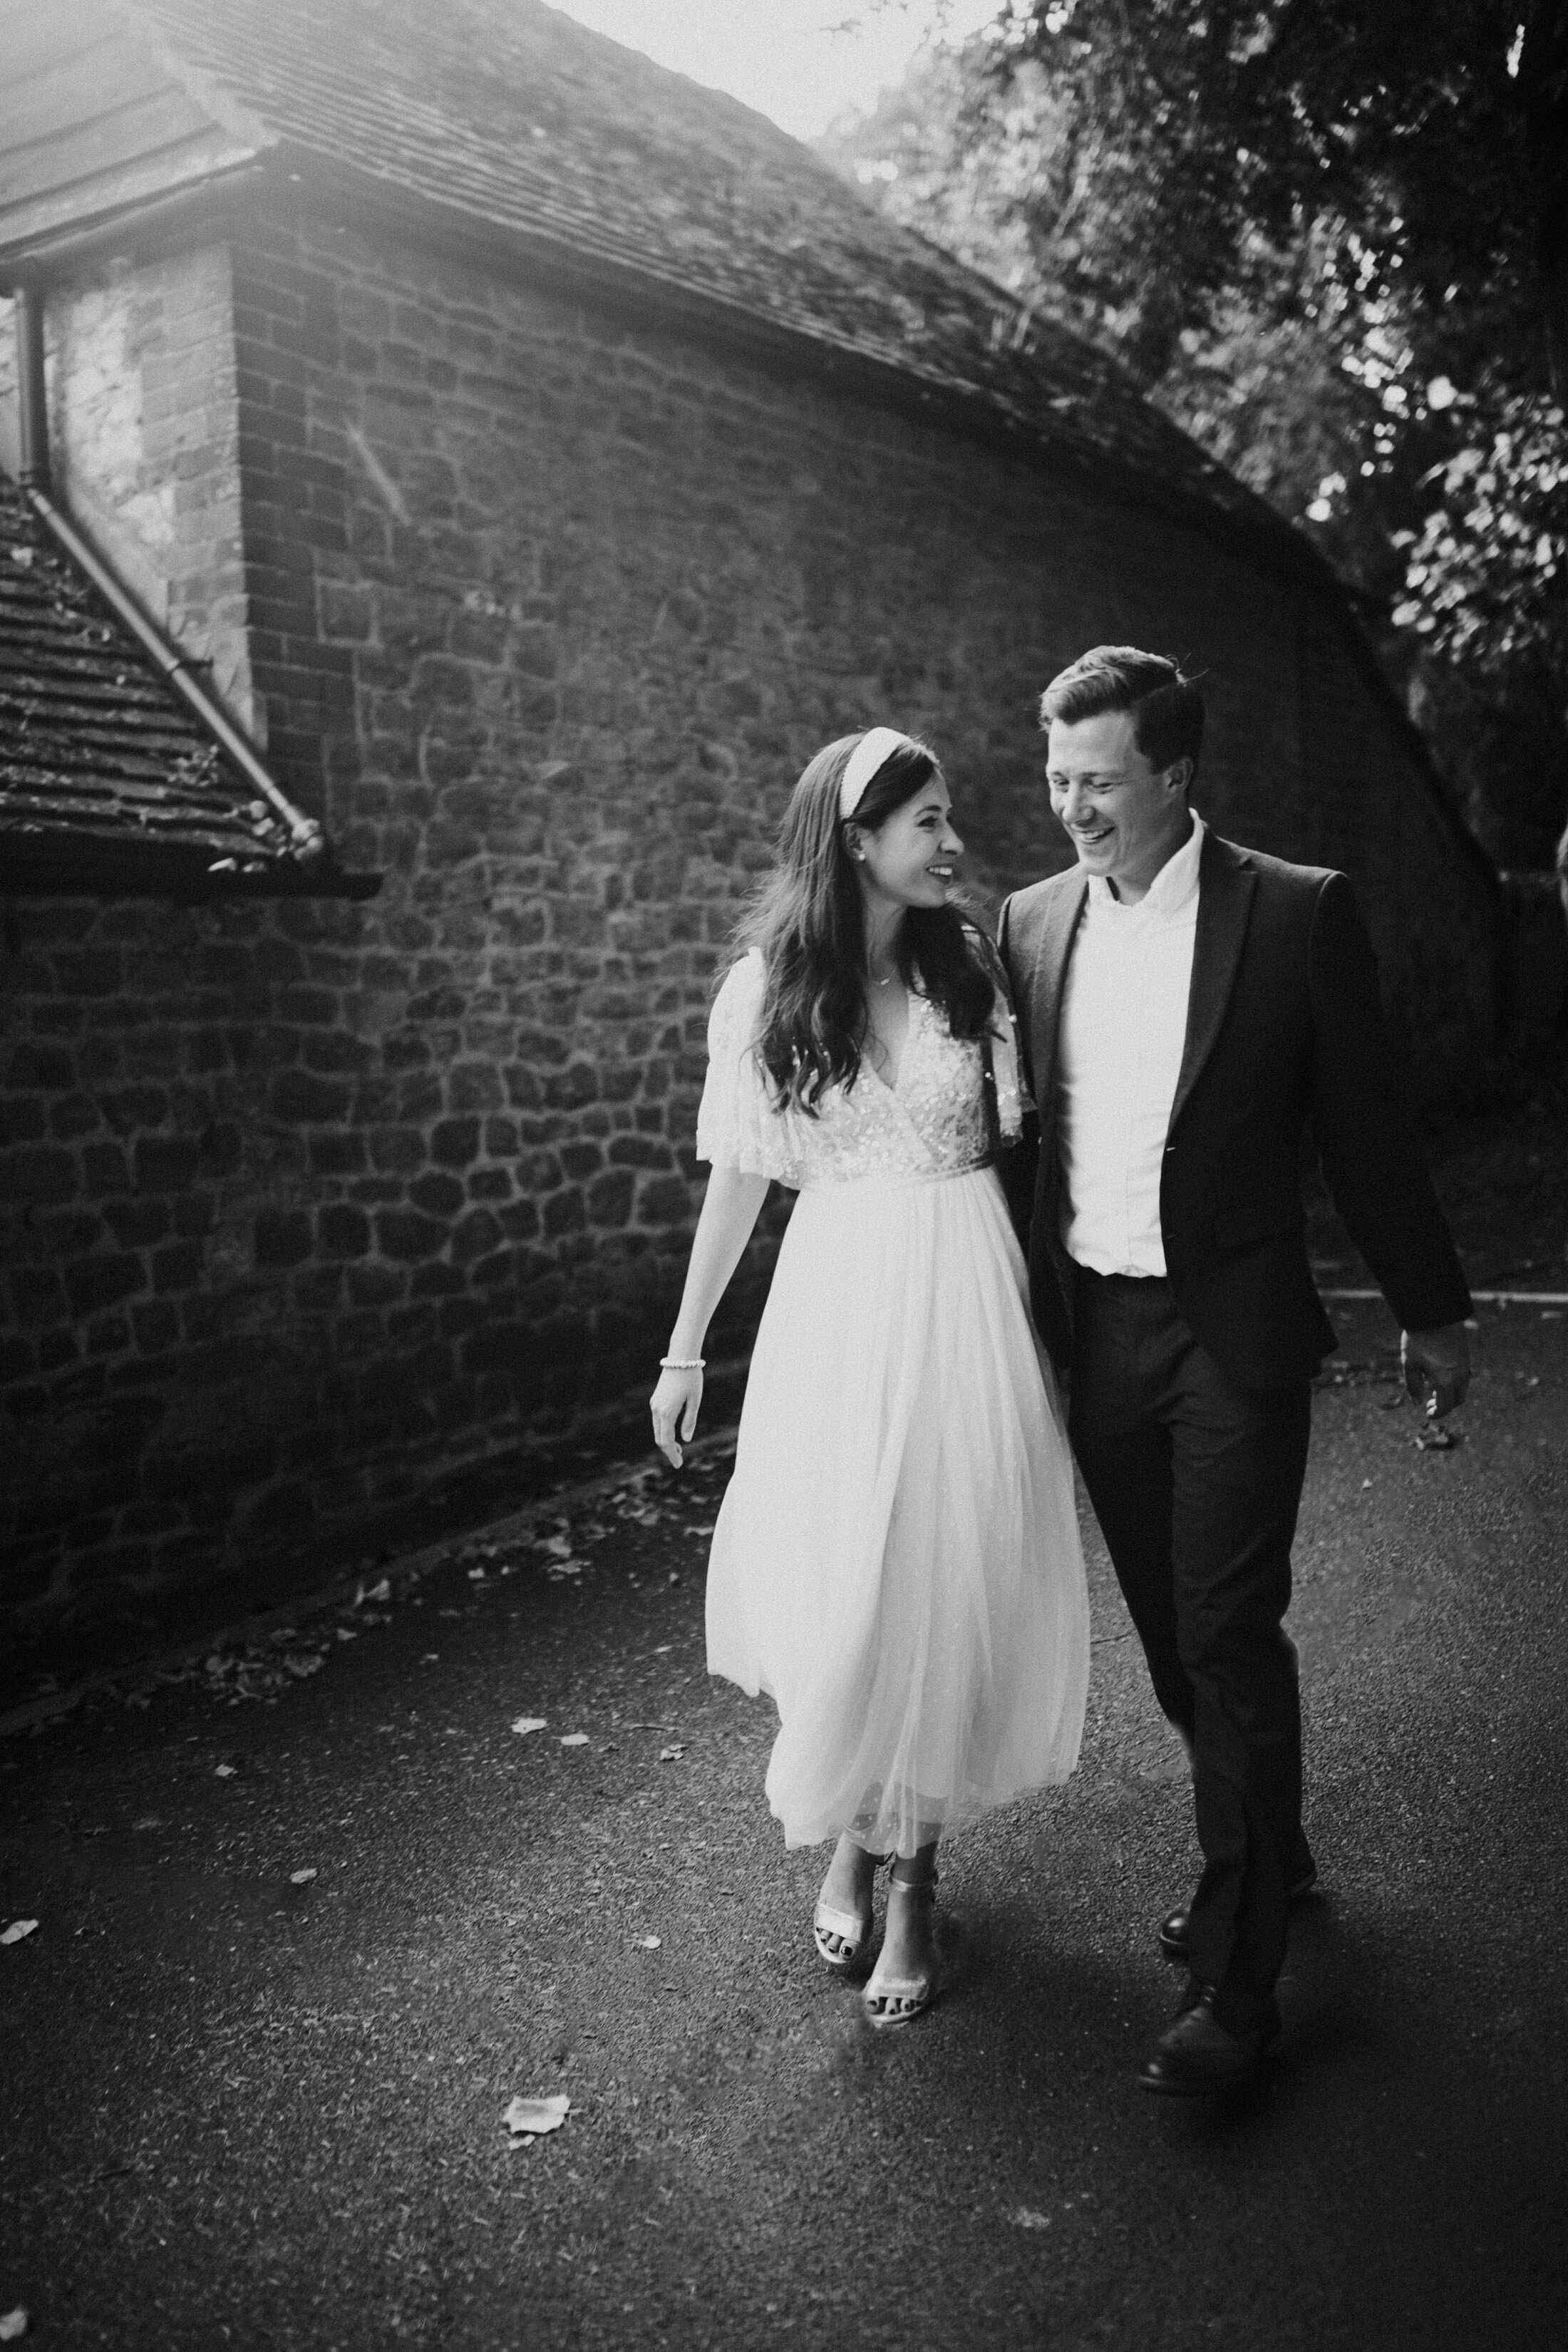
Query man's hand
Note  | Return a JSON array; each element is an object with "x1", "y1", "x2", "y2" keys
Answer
[{"x1": 1401, "y1": 1322, "x2": 1472, "y2": 1420}]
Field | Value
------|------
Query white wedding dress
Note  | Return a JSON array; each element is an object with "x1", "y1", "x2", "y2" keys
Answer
[{"x1": 698, "y1": 949, "x2": 1090, "y2": 1854}]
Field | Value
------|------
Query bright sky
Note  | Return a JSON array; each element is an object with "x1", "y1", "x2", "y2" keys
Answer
[{"x1": 545, "y1": 0, "x2": 1001, "y2": 140}]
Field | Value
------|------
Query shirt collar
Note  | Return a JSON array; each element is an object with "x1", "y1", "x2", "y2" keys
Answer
[{"x1": 1088, "y1": 810, "x2": 1205, "y2": 919}]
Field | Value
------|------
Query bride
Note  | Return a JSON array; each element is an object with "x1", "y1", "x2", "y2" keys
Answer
[{"x1": 650, "y1": 728, "x2": 1090, "y2": 2028}]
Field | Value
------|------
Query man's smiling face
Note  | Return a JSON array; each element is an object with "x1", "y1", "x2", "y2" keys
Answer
[{"x1": 1046, "y1": 709, "x2": 1192, "y2": 904}]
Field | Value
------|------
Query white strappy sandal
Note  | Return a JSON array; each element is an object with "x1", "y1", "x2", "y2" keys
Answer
[
  {"x1": 862, "y1": 1864, "x2": 943, "y2": 2028},
  {"x1": 811, "y1": 1849, "x2": 892, "y2": 1971}
]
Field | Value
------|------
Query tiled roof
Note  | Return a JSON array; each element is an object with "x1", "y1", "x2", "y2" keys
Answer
[
  {"x1": 113, "y1": 0, "x2": 1306, "y2": 564},
  {"x1": 0, "y1": 474, "x2": 348, "y2": 893}
]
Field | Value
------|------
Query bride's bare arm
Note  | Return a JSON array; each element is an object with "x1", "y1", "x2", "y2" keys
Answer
[{"x1": 650, "y1": 1166, "x2": 771, "y2": 1465}]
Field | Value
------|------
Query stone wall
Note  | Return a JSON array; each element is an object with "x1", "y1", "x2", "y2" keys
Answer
[{"x1": 0, "y1": 201, "x2": 1501, "y2": 1648}]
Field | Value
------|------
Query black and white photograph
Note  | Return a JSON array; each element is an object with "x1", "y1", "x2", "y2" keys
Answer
[{"x1": 1, "y1": 1, "x2": 1565, "y2": 2344}]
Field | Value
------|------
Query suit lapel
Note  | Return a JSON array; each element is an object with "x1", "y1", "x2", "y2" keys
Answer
[
  {"x1": 1026, "y1": 871, "x2": 1088, "y2": 1127},
  {"x1": 1170, "y1": 831, "x2": 1257, "y2": 1133}
]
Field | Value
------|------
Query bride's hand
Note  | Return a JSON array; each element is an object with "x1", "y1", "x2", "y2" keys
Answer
[{"x1": 651, "y1": 1365, "x2": 704, "y2": 1468}]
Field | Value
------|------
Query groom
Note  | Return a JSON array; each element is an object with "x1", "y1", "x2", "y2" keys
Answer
[{"x1": 998, "y1": 646, "x2": 1472, "y2": 2095}]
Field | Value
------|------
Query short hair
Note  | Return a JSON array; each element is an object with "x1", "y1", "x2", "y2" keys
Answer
[{"x1": 1038, "y1": 646, "x2": 1205, "y2": 775}]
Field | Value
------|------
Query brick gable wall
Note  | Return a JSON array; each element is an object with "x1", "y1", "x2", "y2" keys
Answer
[{"x1": 0, "y1": 203, "x2": 1499, "y2": 1652}]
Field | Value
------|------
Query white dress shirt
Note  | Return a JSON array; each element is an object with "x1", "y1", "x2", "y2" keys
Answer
[{"x1": 1056, "y1": 813, "x2": 1205, "y2": 1276}]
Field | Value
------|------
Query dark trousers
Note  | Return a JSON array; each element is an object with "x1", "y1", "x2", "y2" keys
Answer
[{"x1": 1068, "y1": 1267, "x2": 1314, "y2": 2021}]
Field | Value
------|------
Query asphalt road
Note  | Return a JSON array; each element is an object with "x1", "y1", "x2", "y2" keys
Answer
[{"x1": 2, "y1": 1129, "x2": 1566, "y2": 2348}]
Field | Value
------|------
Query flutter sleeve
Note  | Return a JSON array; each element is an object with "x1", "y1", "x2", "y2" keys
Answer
[
  {"x1": 695, "y1": 953, "x2": 805, "y2": 1185},
  {"x1": 989, "y1": 978, "x2": 1031, "y2": 1142},
  {"x1": 969, "y1": 924, "x2": 1031, "y2": 1141}
]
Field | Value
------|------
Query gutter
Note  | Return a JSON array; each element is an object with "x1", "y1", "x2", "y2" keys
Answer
[{"x1": 9, "y1": 279, "x2": 378, "y2": 900}]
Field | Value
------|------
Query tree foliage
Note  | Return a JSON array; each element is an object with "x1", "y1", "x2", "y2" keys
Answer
[{"x1": 826, "y1": 1, "x2": 1568, "y2": 862}]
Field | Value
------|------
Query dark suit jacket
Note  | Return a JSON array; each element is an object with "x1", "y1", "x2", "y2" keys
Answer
[{"x1": 997, "y1": 830, "x2": 1472, "y2": 1391}]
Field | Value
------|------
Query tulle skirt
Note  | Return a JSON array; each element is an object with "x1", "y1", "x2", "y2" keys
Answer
[{"x1": 706, "y1": 1164, "x2": 1090, "y2": 1853}]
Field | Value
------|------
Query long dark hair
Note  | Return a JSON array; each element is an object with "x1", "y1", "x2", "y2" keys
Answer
[{"x1": 731, "y1": 732, "x2": 994, "y2": 1115}]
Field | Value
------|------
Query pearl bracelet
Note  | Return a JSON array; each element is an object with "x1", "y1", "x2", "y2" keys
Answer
[{"x1": 659, "y1": 1356, "x2": 705, "y2": 1370}]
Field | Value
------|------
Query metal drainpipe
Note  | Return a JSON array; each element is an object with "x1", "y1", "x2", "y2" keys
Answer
[{"x1": 11, "y1": 279, "x2": 326, "y2": 860}]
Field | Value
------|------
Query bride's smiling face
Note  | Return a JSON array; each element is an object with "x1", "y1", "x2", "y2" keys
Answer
[{"x1": 848, "y1": 780, "x2": 964, "y2": 911}]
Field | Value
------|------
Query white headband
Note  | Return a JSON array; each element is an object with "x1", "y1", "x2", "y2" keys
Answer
[{"x1": 838, "y1": 726, "x2": 919, "y2": 822}]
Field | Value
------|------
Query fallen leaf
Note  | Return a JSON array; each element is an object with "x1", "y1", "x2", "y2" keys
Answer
[
  {"x1": 636, "y1": 1935, "x2": 661, "y2": 1950},
  {"x1": 559, "y1": 1732, "x2": 589, "y2": 1748},
  {"x1": 0, "y1": 2308, "x2": 26, "y2": 2341},
  {"x1": 467, "y1": 1567, "x2": 487, "y2": 1581},
  {"x1": 659, "y1": 1744, "x2": 686, "y2": 1763},
  {"x1": 284, "y1": 1653, "x2": 324, "y2": 1679},
  {"x1": 356, "y1": 1577, "x2": 391, "y2": 1605},
  {"x1": 504, "y1": 2093, "x2": 569, "y2": 2137},
  {"x1": 1011, "y1": 2208, "x2": 1051, "y2": 2232},
  {"x1": 132, "y1": 1816, "x2": 163, "y2": 1831},
  {"x1": 289, "y1": 1867, "x2": 318, "y2": 1885},
  {"x1": 511, "y1": 1716, "x2": 547, "y2": 1735},
  {"x1": 1, "y1": 1921, "x2": 38, "y2": 1947},
  {"x1": 215, "y1": 1764, "x2": 237, "y2": 1778},
  {"x1": 536, "y1": 1534, "x2": 574, "y2": 1559}
]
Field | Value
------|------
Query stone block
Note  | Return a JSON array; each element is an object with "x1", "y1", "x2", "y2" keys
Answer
[
  {"x1": 293, "y1": 1265, "x2": 344, "y2": 1311},
  {"x1": 253, "y1": 1209, "x2": 314, "y2": 1268},
  {"x1": 397, "y1": 1073, "x2": 444, "y2": 1122},
  {"x1": 543, "y1": 1061, "x2": 599, "y2": 1111},
  {"x1": 132, "y1": 1301, "x2": 181, "y2": 1355},
  {"x1": 304, "y1": 1030, "x2": 376, "y2": 1075},
  {"x1": 86, "y1": 1312, "x2": 132, "y2": 1356},
  {"x1": 310, "y1": 1132, "x2": 368, "y2": 1175},
  {"x1": 369, "y1": 1127, "x2": 426, "y2": 1174},
  {"x1": 48, "y1": 1093, "x2": 101, "y2": 1141},
  {"x1": 152, "y1": 1240, "x2": 205, "y2": 1293},
  {"x1": 410, "y1": 1262, "x2": 468, "y2": 1298},
  {"x1": 133, "y1": 1135, "x2": 201, "y2": 1193},
  {"x1": 449, "y1": 1207, "x2": 503, "y2": 1265},
  {"x1": 318, "y1": 1203, "x2": 372, "y2": 1258},
  {"x1": 608, "y1": 1135, "x2": 674, "y2": 1170},
  {"x1": 64, "y1": 1254, "x2": 148, "y2": 1318},
  {"x1": 430, "y1": 1116, "x2": 481, "y2": 1167},
  {"x1": 636, "y1": 1175, "x2": 696, "y2": 1227},
  {"x1": 408, "y1": 1171, "x2": 463, "y2": 1219},
  {"x1": 9, "y1": 1267, "x2": 68, "y2": 1328},
  {"x1": 542, "y1": 1186, "x2": 586, "y2": 1239},
  {"x1": 376, "y1": 1207, "x2": 447, "y2": 1262},
  {"x1": 587, "y1": 1168, "x2": 636, "y2": 1228},
  {"x1": 7, "y1": 1042, "x2": 75, "y2": 1089},
  {"x1": 0, "y1": 1145, "x2": 80, "y2": 1203},
  {"x1": 0, "y1": 1098, "x2": 48, "y2": 1145},
  {"x1": 104, "y1": 1198, "x2": 170, "y2": 1247},
  {"x1": 448, "y1": 1062, "x2": 504, "y2": 1113},
  {"x1": 272, "y1": 1069, "x2": 354, "y2": 1123}
]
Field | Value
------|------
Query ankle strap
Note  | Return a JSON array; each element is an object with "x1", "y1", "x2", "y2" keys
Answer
[{"x1": 889, "y1": 1864, "x2": 938, "y2": 1893}]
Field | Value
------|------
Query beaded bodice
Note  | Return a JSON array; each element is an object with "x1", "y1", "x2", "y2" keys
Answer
[{"x1": 696, "y1": 950, "x2": 1022, "y2": 1190}]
